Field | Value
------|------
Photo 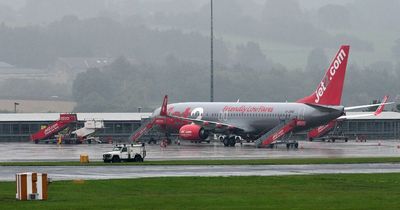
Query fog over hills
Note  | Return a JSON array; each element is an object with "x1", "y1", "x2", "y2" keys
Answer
[{"x1": 0, "y1": 0, "x2": 398, "y2": 112}]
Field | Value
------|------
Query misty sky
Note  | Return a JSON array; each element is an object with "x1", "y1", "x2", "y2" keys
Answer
[
  {"x1": 0, "y1": 0, "x2": 399, "y2": 109},
  {"x1": 0, "y1": 0, "x2": 398, "y2": 68}
]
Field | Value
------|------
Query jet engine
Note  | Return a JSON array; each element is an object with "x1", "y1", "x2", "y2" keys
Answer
[{"x1": 179, "y1": 124, "x2": 209, "y2": 140}]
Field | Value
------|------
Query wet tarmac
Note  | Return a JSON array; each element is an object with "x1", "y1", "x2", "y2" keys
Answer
[
  {"x1": 1, "y1": 163, "x2": 400, "y2": 181},
  {"x1": 1, "y1": 141, "x2": 400, "y2": 181},
  {"x1": 0, "y1": 140, "x2": 400, "y2": 162}
]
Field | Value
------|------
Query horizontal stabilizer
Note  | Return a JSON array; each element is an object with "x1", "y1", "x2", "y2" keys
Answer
[
  {"x1": 305, "y1": 103, "x2": 342, "y2": 112},
  {"x1": 344, "y1": 102, "x2": 393, "y2": 111},
  {"x1": 339, "y1": 95, "x2": 389, "y2": 119}
]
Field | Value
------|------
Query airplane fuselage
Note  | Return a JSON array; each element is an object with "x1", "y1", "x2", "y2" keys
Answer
[
  {"x1": 153, "y1": 102, "x2": 344, "y2": 139},
  {"x1": 130, "y1": 46, "x2": 350, "y2": 145}
]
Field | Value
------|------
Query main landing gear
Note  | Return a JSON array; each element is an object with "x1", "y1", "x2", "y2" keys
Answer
[
  {"x1": 221, "y1": 136, "x2": 240, "y2": 147},
  {"x1": 286, "y1": 141, "x2": 299, "y2": 149}
]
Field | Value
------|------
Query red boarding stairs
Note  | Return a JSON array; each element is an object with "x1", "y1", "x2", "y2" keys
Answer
[{"x1": 30, "y1": 113, "x2": 77, "y2": 143}]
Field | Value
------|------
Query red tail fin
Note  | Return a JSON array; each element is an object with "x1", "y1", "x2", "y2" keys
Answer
[
  {"x1": 160, "y1": 95, "x2": 168, "y2": 116},
  {"x1": 297, "y1": 45, "x2": 350, "y2": 105}
]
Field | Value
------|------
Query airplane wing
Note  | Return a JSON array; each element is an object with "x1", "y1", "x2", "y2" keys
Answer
[
  {"x1": 339, "y1": 95, "x2": 389, "y2": 119},
  {"x1": 165, "y1": 114, "x2": 255, "y2": 133}
]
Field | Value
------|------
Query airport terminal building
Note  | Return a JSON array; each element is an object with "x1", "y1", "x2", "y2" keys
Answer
[
  {"x1": 0, "y1": 113, "x2": 152, "y2": 142},
  {"x1": 0, "y1": 111, "x2": 399, "y2": 142},
  {"x1": 339, "y1": 112, "x2": 400, "y2": 140}
]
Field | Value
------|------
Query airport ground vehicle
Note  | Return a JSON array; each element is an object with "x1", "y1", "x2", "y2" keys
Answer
[
  {"x1": 31, "y1": 113, "x2": 77, "y2": 144},
  {"x1": 103, "y1": 144, "x2": 146, "y2": 163},
  {"x1": 308, "y1": 120, "x2": 349, "y2": 142},
  {"x1": 30, "y1": 114, "x2": 105, "y2": 144},
  {"x1": 72, "y1": 119, "x2": 105, "y2": 143}
]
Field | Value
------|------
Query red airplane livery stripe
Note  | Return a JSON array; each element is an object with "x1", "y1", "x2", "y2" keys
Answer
[{"x1": 222, "y1": 106, "x2": 273, "y2": 113}]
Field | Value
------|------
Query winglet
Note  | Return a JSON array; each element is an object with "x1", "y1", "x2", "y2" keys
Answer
[
  {"x1": 160, "y1": 95, "x2": 168, "y2": 116},
  {"x1": 374, "y1": 95, "x2": 388, "y2": 116}
]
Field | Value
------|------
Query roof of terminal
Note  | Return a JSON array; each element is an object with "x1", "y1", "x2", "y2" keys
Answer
[{"x1": 0, "y1": 113, "x2": 152, "y2": 122}]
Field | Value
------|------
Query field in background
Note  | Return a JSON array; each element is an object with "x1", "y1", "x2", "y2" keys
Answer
[
  {"x1": 0, "y1": 99, "x2": 76, "y2": 113},
  {"x1": 214, "y1": 28, "x2": 400, "y2": 69}
]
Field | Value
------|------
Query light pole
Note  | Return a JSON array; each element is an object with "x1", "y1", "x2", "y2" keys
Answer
[
  {"x1": 14, "y1": 102, "x2": 19, "y2": 113},
  {"x1": 210, "y1": 0, "x2": 214, "y2": 102}
]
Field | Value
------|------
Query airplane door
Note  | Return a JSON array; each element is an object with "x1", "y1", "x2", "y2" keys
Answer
[
  {"x1": 297, "y1": 108, "x2": 305, "y2": 120},
  {"x1": 121, "y1": 147, "x2": 129, "y2": 159},
  {"x1": 218, "y1": 111, "x2": 228, "y2": 122}
]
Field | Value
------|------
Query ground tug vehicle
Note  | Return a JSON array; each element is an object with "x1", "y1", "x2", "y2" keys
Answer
[{"x1": 103, "y1": 144, "x2": 146, "y2": 163}]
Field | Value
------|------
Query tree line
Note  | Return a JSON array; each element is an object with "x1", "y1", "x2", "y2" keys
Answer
[{"x1": 72, "y1": 55, "x2": 400, "y2": 112}]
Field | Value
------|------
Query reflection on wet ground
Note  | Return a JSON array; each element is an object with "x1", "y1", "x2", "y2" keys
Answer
[
  {"x1": 2, "y1": 163, "x2": 400, "y2": 181},
  {"x1": 0, "y1": 140, "x2": 399, "y2": 162}
]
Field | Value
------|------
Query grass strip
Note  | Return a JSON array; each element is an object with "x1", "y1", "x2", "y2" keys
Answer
[
  {"x1": 1, "y1": 174, "x2": 400, "y2": 210},
  {"x1": 1, "y1": 156, "x2": 400, "y2": 166}
]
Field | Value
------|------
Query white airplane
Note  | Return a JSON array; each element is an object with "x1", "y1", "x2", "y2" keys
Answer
[{"x1": 131, "y1": 45, "x2": 391, "y2": 147}]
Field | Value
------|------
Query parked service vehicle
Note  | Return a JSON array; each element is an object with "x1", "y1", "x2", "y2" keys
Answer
[{"x1": 103, "y1": 144, "x2": 146, "y2": 163}]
